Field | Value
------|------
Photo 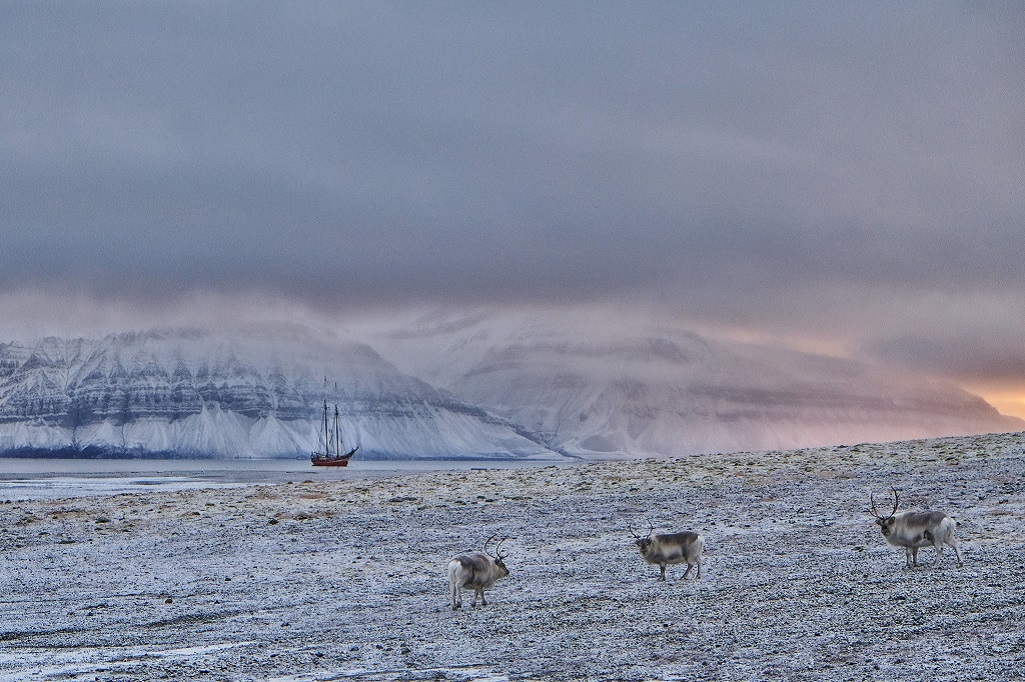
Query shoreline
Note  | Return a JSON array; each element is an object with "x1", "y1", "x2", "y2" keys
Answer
[
  {"x1": 0, "y1": 456, "x2": 576, "y2": 503},
  {"x1": 1, "y1": 432, "x2": 1023, "y2": 680}
]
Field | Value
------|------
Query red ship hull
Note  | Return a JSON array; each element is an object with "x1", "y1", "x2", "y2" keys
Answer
[{"x1": 311, "y1": 456, "x2": 350, "y2": 467}]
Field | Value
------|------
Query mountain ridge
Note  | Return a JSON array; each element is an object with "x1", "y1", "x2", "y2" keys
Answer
[
  {"x1": 0, "y1": 327, "x2": 562, "y2": 460},
  {"x1": 0, "y1": 319, "x2": 1019, "y2": 460},
  {"x1": 370, "y1": 311, "x2": 1023, "y2": 459}
]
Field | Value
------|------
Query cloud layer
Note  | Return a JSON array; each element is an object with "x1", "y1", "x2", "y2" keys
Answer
[{"x1": 3, "y1": 3, "x2": 1025, "y2": 405}]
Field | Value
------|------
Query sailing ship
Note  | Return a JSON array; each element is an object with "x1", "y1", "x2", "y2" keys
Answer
[{"x1": 311, "y1": 400, "x2": 359, "y2": 467}]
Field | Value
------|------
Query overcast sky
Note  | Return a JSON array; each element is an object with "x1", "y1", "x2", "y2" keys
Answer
[{"x1": 3, "y1": 2, "x2": 1025, "y2": 414}]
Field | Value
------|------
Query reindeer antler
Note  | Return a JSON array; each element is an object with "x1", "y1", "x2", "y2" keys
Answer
[
  {"x1": 870, "y1": 488, "x2": 900, "y2": 519},
  {"x1": 494, "y1": 537, "x2": 508, "y2": 560},
  {"x1": 482, "y1": 534, "x2": 498, "y2": 556}
]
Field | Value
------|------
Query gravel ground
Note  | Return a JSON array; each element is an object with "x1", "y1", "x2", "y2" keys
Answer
[{"x1": 1, "y1": 431, "x2": 1024, "y2": 681}]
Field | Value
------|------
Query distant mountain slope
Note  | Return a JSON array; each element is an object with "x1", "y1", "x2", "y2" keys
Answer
[
  {"x1": 0, "y1": 327, "x2": 560, "y2": 460},
  {"x1": 3, "y1": 315, "x2": 1020, "y2": 461},
  {"x1": 372, "y1": 310, "x2": 1023, "y2": 458}
]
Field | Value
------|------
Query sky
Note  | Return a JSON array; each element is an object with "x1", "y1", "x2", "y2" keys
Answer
[{"x1": 3, "y1": 2, "x2": 1025, "y2": 417}]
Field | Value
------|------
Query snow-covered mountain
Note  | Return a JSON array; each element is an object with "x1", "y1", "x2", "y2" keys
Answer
[
  {"x1": 372, "y1": 310, "x2": 1024, "y2": 459},
  {"x1": 0, "y1": 315, "x2": 1020, "y2": 460},
  {"x1": 0, "y1": 327, "x2": 559, "y2": 460}
]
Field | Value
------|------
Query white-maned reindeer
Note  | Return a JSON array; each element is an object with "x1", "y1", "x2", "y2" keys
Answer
[
  {"x1": 447, "y1": 536, "x2": 510, "y2": 609},
  {"x1": 871, "y1": 488, "x2": 963, "y2": 569},
  {"x1": 632, "y1": 525, "x2": 704, "y2": 581}
]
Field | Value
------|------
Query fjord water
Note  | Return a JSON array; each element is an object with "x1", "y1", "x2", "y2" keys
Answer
[{"x1": 0, "y1": 457, "x2": 568, "y2": 501}]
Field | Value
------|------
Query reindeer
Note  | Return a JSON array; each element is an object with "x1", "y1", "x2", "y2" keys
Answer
[
  {"x1": 870, "y1": 488, "x2": 963, "y2": 569},
  {"x1": 447, "y1": 535, "x2": 510, "y2": 609},
  {"x1": 631, "y1": 525, "x2": 704, "y2": 581}
]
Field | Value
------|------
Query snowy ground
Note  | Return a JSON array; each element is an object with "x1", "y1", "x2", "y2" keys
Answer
[{"x1": 1, "y1": 432, "x2": 1024, "y2": 681}]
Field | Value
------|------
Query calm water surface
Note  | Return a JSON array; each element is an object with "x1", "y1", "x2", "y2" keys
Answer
[{"x1": 0, "y1": 457, "x2": 571, "y2": 501}]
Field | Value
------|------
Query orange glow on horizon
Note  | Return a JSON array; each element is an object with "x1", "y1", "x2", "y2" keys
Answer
[{"x1": 975, "y1": 390, "x2": 1025, "y2": 421}]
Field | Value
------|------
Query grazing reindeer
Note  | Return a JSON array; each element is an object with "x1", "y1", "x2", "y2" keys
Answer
[
  {"x1": 632, "y1": 525, "x2": 704, "y2": 581},
  {"x1": 448, "y1": 535, "x2": 510, "y2": 609},
  {"x1": 871, "y1": 488, "x2": 963, "y2": 569}
]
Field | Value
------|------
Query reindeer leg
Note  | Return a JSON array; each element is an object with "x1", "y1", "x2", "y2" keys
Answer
[
  {"x1": 480, "y1": 589, "x2": 488, "y2": 607},
  {"x1": 658, "y1": 564, "x2": 667, "y2": 582},
  {"x1": 931, "y1": 542, "x2": 944, "y2": 568},
  {"x1": 682, "y1": 563, "x2": 692, "y2": 580},
  {"x1": 949, "y1": 538, "x2": 964, "y2": 566}
]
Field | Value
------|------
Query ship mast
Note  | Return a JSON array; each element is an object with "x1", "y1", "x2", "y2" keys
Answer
[
  {"x1": 322, "y1": 399, "x2": 330, "y2": 456},
  {"x1": 334, "y1": 404, "x2": 341, "y2": 457}
]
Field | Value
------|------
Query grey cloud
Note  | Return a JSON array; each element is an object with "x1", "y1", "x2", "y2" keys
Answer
[
  {"x1": 2, "y1": 2, "x2": 1025, "y2": 391},
  {"x1": 864, "y1": 335, "x2": 1025, "y2": 386}
]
